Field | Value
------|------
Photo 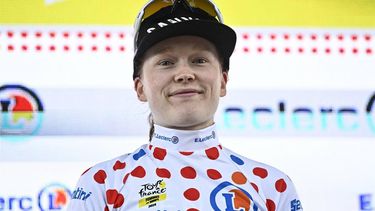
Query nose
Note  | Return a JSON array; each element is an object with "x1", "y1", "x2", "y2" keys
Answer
[{"x1": 174, "y1": 65, "x2": 195, "y2": 83}]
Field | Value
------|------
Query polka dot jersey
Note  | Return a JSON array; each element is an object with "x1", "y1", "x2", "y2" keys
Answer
[{"x1": 68, "y1": 124, "x2": 302, "y2": 211}]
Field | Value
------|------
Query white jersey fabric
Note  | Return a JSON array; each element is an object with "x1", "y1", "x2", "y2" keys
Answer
[{"x1": 68, "y1": 124, "x2": 303, "y2": 211}]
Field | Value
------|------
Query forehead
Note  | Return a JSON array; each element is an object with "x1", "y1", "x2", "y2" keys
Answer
[{"x1": 144, "y1": 35, "x2": 219, "y2": 57}]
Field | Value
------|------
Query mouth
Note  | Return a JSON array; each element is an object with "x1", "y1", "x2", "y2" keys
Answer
[{"x1": 169, "y1": 89, "x2": 204, "y2": 97}]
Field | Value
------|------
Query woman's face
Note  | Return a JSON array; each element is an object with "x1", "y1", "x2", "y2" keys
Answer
[{"x1": 134, "y1": 36, "x2": 228, "y2": 130}]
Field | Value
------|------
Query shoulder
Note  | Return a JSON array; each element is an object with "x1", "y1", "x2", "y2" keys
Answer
[
  {"x1": 68, "y1": 145, "x2": 149, "y2": 210},
  {"x1": 77, "y1": 144, "x2": 149, "y2": 186},
  {"x1": 223, "y1": 147, "x2": 303, "y2": 211}
]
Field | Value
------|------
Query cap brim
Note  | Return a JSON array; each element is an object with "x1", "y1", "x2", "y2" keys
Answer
[{"x1": 134, "y1": 20, "x2": 236, "y2": 63}]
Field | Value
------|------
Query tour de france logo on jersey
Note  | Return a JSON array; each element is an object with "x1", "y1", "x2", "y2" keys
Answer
[
  {"x1": 138, "y1": 179, "x2": 167, "y2": 208},
  {"x1": 0, "y1": 84, "x2": 44, "y2": 136},
  {"x1": 210, "y1": 181, "x2": 259, "y2": 211}
]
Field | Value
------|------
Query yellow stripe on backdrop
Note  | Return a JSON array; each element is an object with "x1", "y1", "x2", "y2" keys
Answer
[{"x1": 0, "y1": 0, "x2": 375, "y2": 27}]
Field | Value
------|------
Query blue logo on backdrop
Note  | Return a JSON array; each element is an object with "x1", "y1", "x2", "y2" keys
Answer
[
  {"x1": 0, "y1": 183, "x2": 71, "y2": 210},
  {"x1": 360, "y1": 194, "x2": 374, "y2": 211},
  {"x1": 0, "y1": 84, "x2": 44, "y2": 137},
  {"x1": 210, "y1": 181, "x2": 258, "y2": 211},
  {"x1": 38, "y1": 183, "x2": 71, "y2": 210},
  {"x1": 219, "y1": 92, "x2": 375, "y2": 136}
]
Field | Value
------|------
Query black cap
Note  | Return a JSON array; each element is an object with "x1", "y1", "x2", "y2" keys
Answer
[{"x1": 133, "y1": 2, "x2": 237, "y2": 80}]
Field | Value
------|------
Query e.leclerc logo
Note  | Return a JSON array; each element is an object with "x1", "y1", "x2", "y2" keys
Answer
[
  {"x1": 218, "y1": 91, "x2": 375, "y2": 136},
  {"x1": 0, "y1": 183, "x2": 71, "y2": 211},
  {"x1": 210, "y1": 181, "x2": 259, "y2": 211},
  {"x1": 0, "y1": 84, "x2": 44, "y2": 137}
]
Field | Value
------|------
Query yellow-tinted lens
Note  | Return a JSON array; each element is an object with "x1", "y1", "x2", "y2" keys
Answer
[
  {"x1": 186, "y1": 0, "x2": 218, "y2": 18},
  {"x1": 143, "y1": 0, "x2": 173, "y2": 20},
  {"x1": 142, "y1": 0, "x2": 219, "y2": 21}
]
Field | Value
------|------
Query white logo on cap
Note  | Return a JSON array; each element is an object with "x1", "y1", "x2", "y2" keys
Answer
[{"x1": 147, "y1": 16, "x2": 200, "y2": 33}]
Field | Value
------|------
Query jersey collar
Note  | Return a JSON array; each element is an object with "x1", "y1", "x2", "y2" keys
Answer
[{"x1": 150, "y1": 124, "x2": 219, "y2": 151}]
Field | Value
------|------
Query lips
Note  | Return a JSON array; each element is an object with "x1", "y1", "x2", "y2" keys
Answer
[{"x1": 169, "y1": 89, "x2": 203, "y2": 97}]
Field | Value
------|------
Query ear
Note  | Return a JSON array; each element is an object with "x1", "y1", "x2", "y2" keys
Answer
[
  {"x1": 220, "y1": 71, "x2": 228, "y2": 97},
  {"x1": 134, "y1": 77, "x2": 147, "y2": 102}
]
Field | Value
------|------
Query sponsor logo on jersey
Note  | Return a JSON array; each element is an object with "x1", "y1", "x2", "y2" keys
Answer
[
  {"x1": 71, "y1": 187, "x2": 92, "y2": 201},
  {"x1": 291, "y1": 199, "x2": 302, "y2": 211},
  {"x1": 210, "y1": 181, "x2": 258, "y2": 211},
  {"x1": 0, "y1": 84, "x2": 44, "y2": 137},
  {"x1": 360, "y1": 194, "x2": 373, "y2": 211},
  {"x1": 194, "y1": 131, "x2": 216, "y2": 143},
  {"x1": 154, "y1": 133, "x2": 179, "y2": 144},
  {"x1": 138, "y1": 179, "x2": 167, "y2": 208}
]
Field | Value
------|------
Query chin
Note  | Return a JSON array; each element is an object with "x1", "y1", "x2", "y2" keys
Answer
[{"x1": 170, "y1": 113, "x2": 213, "y2": 129}]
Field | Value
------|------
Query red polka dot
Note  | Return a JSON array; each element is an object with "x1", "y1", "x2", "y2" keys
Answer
[
  {"x1": 207, "y1": 169, "x2": 222, "y2": 180},
  {"x1": 180, "y1": 166, "x2": 196, "y2": 179},
  {"x1": 253, "y1": 167, "x2": 268, "y2": 179},
  {"x1": 218, "y1": 145, "x2": 223, "y2": 150},
  {"x1": 106, "y1": 189, "x2": 124, "y2": 208},
  {"x1": 131, "y1": 166, "x2": 146, "y2": 178},
  {"x1": 49, "y1": 32, "x2": 56, "y2": 38},
  {"x1": 63, "y1": 32, "x2": 69, "y2": 38},
  {"x1": 149, "y1": 144, "x2": 153, "y2": 150},
  {"x1": 153, "y1": 147, "x2": 167, "y2": 160},
  {"x1": 81, "y1": 167, "x2": 91, "y2": 176},
  {"x1": 156, "y1": 168, "x2": 171, "y2": 178},
  {"x1": 179, "y1": 151, "x2": 193, "y2": 156},
  {"x1": 113, "y1": 160, "x2": 126, "y2": 171},
  {"x1": 266, "y1": 199, "x2": 276, "y2": 211},
  {"x1": 205, "y1": 147, "x2": 219, "y2": 160},
  {"x1": 93, "y1": 170, "x2": 107, "y2": 184},
  {"x1": 275, "y1": 178, "x2": 287, "y2": 193},
  {"x1": 324, "y1": 34, "x2": 330, "y2": 40},
  {"x1": 187, "y1": 208, "x2": 199, "y2": 211},
  {"x1": 251, "y1": 182, "x2": 259, "y2": 193},
  {"x1": 35, "y1": 32, "x2": 42, "y2": 38},
  {"x1": 232, "y1": 172, "x2": 247, "y2": 185},
  {"x1": 123, "y1": 173, "x2": 130, "y2": 184},
  {"x1": 365, "y1": 34, "x2": 371, "y2": 41},
  {"x1": 183, "y1": 188, "x2": 200, "y2": 201}
]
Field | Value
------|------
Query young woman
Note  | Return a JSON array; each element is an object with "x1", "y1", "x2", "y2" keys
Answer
[{"x1": 68, "y1": 1, "x2": 303, "y2": 210}]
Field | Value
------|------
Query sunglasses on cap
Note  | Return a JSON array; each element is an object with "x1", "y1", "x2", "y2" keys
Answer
[{"x1": 133, "y1": 0, "x2": 224, "y2": 51}]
